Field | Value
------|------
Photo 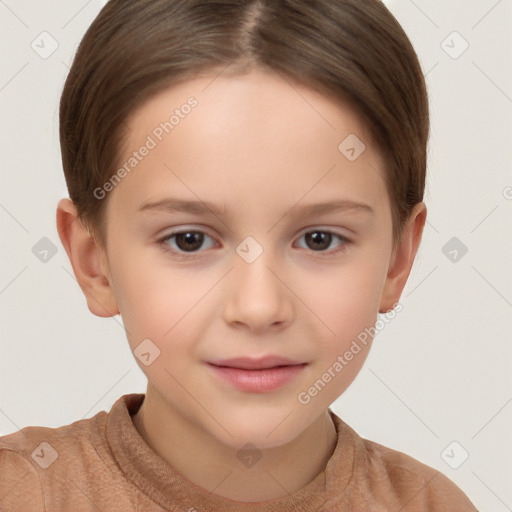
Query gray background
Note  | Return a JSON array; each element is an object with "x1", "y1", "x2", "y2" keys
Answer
[{"x1": 1, "y1": 1, "x2": 511, "y2": 510}]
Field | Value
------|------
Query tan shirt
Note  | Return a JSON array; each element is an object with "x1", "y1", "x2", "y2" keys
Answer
[{"x1": 0, "y1": 393, "x2": 478, "y2": 511}]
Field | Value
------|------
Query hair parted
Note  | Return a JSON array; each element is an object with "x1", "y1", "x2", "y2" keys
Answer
[{"x1": 59, "y1": 0, "x2": 429, "y2": 249}]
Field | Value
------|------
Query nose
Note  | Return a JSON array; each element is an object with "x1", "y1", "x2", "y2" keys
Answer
[{"x1": 222, "y1": 249, "x2": 293, "y2": 333}]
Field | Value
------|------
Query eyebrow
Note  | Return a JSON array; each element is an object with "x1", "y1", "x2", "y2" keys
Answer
[{"x1": 137, "y1": 198, "x2": 375, "y2": 218}]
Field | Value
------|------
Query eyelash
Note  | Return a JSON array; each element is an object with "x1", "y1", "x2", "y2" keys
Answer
[{"x1": 157, "y1": 227, "x2": 351, "y2": 259}]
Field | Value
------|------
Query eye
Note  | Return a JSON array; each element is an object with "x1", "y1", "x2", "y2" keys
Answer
[
  {"x1": 158, "y1": 229, "x2": 217, "y2": 256},
  {"x1": 295, "y1": 229, "x2": 350, "y2": 254},
  {"x1": 157, "y1": 228, "x2": 350, "y2": 258}
]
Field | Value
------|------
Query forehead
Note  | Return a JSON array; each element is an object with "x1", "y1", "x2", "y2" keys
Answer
[
  {"x1": 124, "y1": 67, "x2": 375, "y2": 150},
  {"x1": 111, "y1": 67, "x2": 388, "y2": 218}
]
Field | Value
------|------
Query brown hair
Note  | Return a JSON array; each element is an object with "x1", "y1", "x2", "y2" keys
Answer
[{"x1": 59, "y1": 0, "x2": 429, "y2": 250}]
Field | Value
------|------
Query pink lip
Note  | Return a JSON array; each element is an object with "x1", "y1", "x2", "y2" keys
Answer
[
  {"x1": 206, "y1": 356, "x2": 307, "y2": 393},
  {"x1": 208, "y1": 355, "x2": 304, "y2": 370}
]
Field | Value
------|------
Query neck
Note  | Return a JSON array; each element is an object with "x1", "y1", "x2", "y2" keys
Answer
[{"x1": 131, "y1": 387, "x2": 338, "y2": 502}]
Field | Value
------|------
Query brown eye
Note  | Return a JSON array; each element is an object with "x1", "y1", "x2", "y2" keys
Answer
[
  {"x1": 160, "y1": 230, "x2": 216, "y2": 255},
  {"x1": 296, "y1": 230, "x2": 349, "y2": 253},
  {"x1": 174, "y1": 231, "x2": 205, "y2": 252},
  {"x1": 304, "y1": 231, "x2": 332, "y2": 251}
]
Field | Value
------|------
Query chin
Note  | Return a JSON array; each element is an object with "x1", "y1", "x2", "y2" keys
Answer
[{"x1": 206, "y1": 408, "x2": 307, "y2": 451}]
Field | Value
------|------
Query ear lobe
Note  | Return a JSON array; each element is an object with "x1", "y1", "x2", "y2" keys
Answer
[
  {"x1": 56, "y1": 198, "x2": 119, "y2": 317},
  {"x1": 379, "y1": 202, "x2": 427, "y2": 313}
]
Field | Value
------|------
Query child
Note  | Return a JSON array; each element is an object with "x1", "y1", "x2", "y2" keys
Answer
[{"x1": 0, "y1": 0, "x2": 479, "y2": 510}]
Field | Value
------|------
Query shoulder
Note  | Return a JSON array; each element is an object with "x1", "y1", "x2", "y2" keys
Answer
[
  {"x1": 360, "y1": 436, "x2": 479, "y2": 511},
  {"x1": 0, "y1": 409, "x2": 109, "y2": 466},
  {"x1": 329, "y1": 413, "x2": 478, "y2": 511},
  {"x1": 0, "y1": 411, "x2": 109, "y2": 511},
  {"x1": 0, "y1": 428, "x2": 46, "y2": 510}
]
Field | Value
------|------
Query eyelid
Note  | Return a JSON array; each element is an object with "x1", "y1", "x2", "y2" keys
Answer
[
  {"x1": 296, "y1": 225, "x2": 351, "y2": 239},
  {"x1": 157, "y1": 225, "x2": 217, "y2": 243}
]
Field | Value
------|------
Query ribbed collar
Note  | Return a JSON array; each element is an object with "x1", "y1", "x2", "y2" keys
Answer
[{"x1": 106, "y1": 393, "x2": 357, "y2": 512}]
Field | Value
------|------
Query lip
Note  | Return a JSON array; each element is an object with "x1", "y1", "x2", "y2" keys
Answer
[
  {"x1": 206, "y1": 356, "x2": 307, "y2": 393},
  {"x1": 208, "y1": 355, "x2": 304, "y2": 370}
]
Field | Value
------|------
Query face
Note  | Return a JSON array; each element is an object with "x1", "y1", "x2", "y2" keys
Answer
[{"x1": 99, "y1": 67, "x2": 398, "y2": 449}]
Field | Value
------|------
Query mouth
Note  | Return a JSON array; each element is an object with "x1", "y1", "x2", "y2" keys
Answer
[
  {"x1": 207, "y1": 355, "x2": 306, "y2": 370},
  {"x1": 206, "y1": 356, "x2": 308, "y2": 393}
]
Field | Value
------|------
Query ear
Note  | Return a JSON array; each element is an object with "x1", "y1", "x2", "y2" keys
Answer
[
  {"x1": 56, "y1": 198, "x2": 119, "y2": 317},
  {"x1": 379, "y1": 201, "x2": 427, "y2": 313}
]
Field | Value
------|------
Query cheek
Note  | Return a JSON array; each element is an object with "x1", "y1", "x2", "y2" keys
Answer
[
  {"x1": 295, "y1": 266, "x2": 382, "y2": 410},
  {"x1": 306, "y1": 255, "x2": 387, "y2": 334},
  {"x1": 109, "y1": 246, "x2": 214, "y2": 351},
  {"x1": 300, "y1": 252, "x2": 388, "y2": 396}
]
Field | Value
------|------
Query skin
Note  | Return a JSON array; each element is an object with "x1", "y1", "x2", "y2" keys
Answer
[{"x1": 56, "y1": 66, "x2": 426, "y2": 502}]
